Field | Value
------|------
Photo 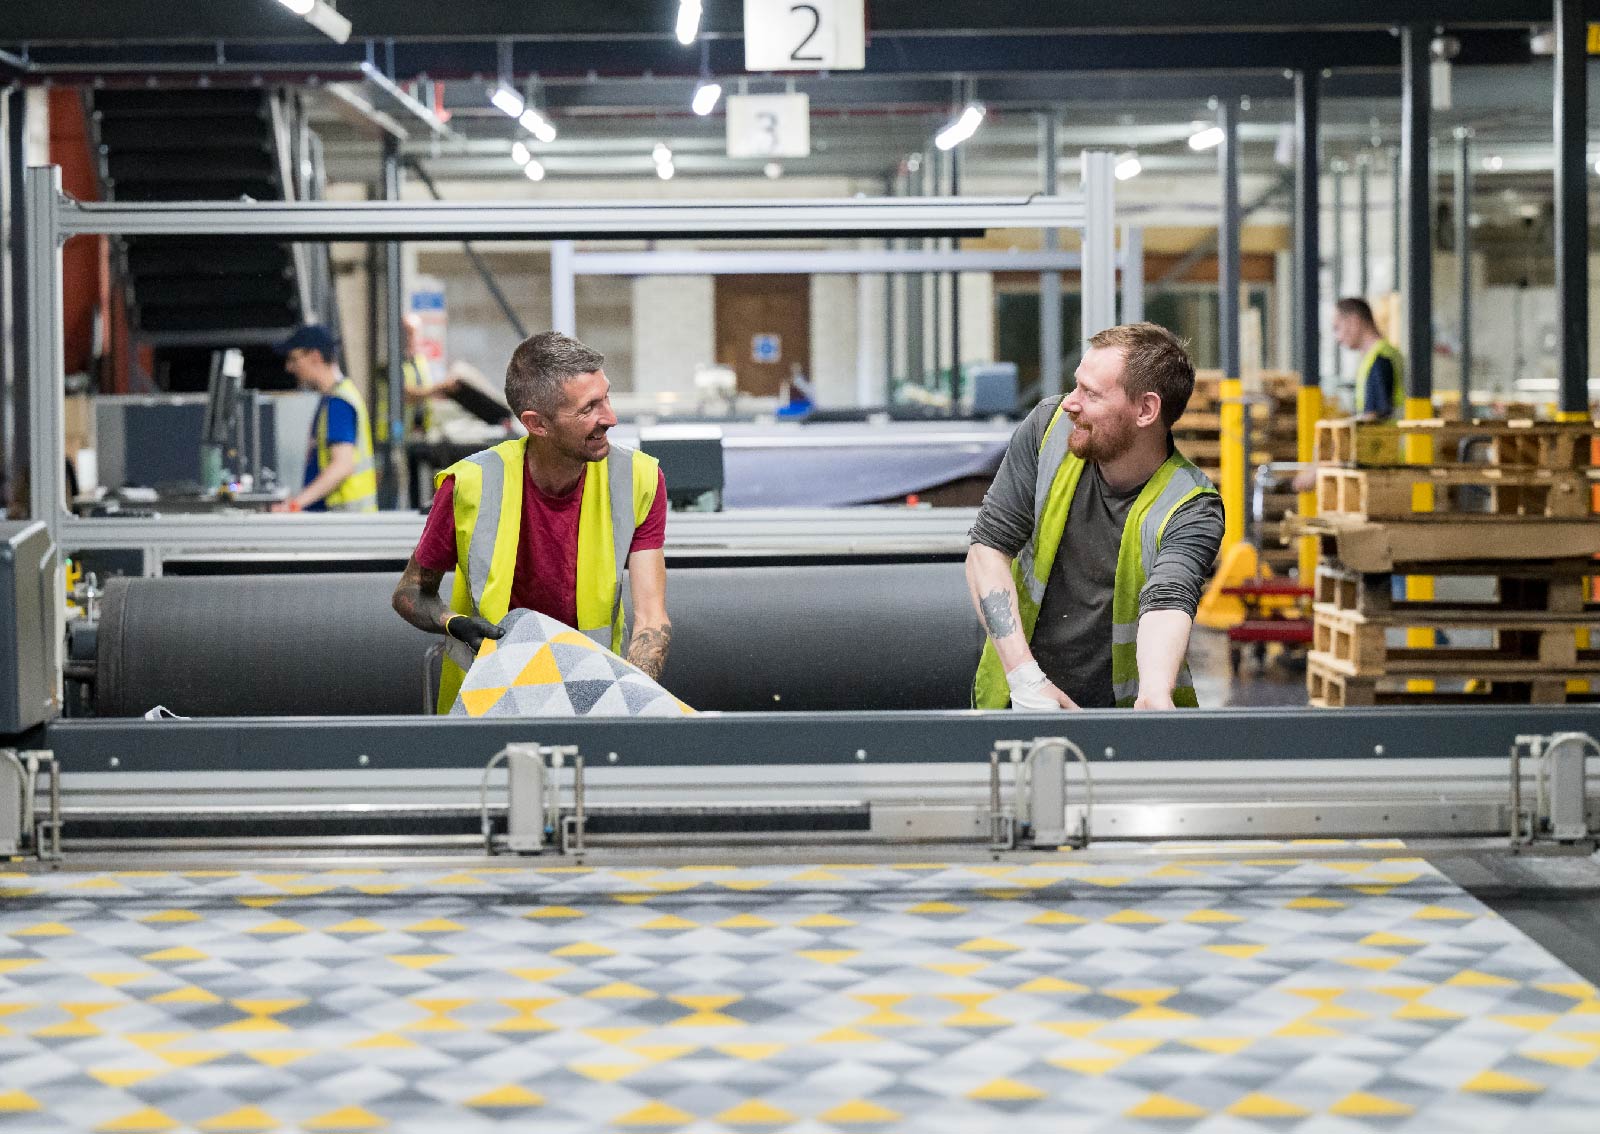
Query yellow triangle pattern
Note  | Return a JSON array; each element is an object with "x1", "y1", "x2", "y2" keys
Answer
[
  {"x1": 1461, "y1": 1070, "x2": 1545, "y2": 1093},
  {"x1": 820, "y1": 1099, "x2": 901, "y2": 1123},
  {"x1": 1330, "y1": 1091, "x2": 1415, "y2": 1117},
  {"x1": 514, "y1": 646, "x2": 562, "y2": 686},
  {"x1": 197, "y1": 1106, "x2": 280, "y2": 1132},
  {"x1": 614, "y1": 1101, "x2": 695, "y2": 1126},
  {"x1": 1227, "y1": 1093, "x2": 1309, "y2": 1118},
  {"x1": 466, "y1": 1085, "x2": 544, "y2": 1108},
  {"x1": 302, "y1": 1106, "x2": 387, "y2": 1130},
  {"x1": 1126, "y1": 1093, "x2": 1207, "y2": 1119},
  {"x1": 96, "y1": 1108, "x2": 179, "y2": 1132},
  {"x1": 968, "y1": 1078, "x2": 1046, "y2": 1101},
  {"x1": 716, "y1": 1100, "x2": 796, "y2": 1124}
]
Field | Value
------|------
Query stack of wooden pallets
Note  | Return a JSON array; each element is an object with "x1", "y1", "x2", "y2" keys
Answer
[
  {"x1": 1293, "y1": 416, "x2": 1600, "y2": 707},
  {"x1": 1179, "y1": 372, "x2": 1303, "y2": 572}
]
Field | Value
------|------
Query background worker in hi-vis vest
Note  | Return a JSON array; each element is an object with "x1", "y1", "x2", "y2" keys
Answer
[
  {"x1": 1332, "y1": 297, "x2": 1404, "y2": 421},
  {"x1": 390, "y1": 331, "x2": 671, "y2": 712},
  {"x1": 272, "y1": 324, "x2": 378, "y2": 513},
  {"x1": 967, "y1": 323, "x2": 1224, "y2": 711}
]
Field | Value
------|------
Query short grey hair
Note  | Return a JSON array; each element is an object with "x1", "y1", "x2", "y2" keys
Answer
[{"x1": 505, "y1": 331, "x2": 605, "y2": 416}]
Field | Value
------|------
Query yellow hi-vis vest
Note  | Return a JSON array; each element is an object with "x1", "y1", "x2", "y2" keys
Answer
[
  {"x1": 316, "y1": 377, "x2": 378, "y2": 512},
  {"x1": 373, "y1": 355, "x2": 433, "y2": 444},
  {"x1": 1355, "y1": 339, "x2": 1405, "y2": 418},
  {"x1": 972, "y1": 403, "x2": 1218, "y2": 709},
  {"x1": 433, "y1": 437, "x2": 661, "y2": 714}
]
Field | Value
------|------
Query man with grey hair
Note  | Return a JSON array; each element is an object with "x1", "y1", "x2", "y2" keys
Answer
[{"x1": 393, "y1": 331, "x2": 671, "y2": 713}]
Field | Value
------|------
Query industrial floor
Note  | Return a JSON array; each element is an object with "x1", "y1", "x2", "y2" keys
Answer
[
  {"x1": 1189, "y1": 629, "x2": 1312, "y2": 710},
  {"x1": 5, "y1": 849, "x2": 1600, "y2": 1133}
]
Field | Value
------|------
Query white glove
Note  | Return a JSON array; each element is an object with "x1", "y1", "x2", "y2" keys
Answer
[{"x1": 1006, "y1": 660, "x2": 1062, "y2": 710}]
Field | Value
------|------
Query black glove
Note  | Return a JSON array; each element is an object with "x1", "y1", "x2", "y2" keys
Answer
[{"x1": 446, "y1": 614, "x2": 506, "y2": 654}]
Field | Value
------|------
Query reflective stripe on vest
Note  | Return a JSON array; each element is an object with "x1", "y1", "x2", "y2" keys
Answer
[
  {"x1": 433, "y1": 437, "x2": 660, "y2": 713},
  {"x1": 972, "y1": 401, "x2": 1217, "y2": 709},
  {"x1": 317, "y1": 378, "x2": 378, "y2": 512},
  {"x1": 1355, "y1": 339, "x2": 1405, "y2": 418}
]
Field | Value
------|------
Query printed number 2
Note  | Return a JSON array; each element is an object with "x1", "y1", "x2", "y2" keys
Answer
[{"x1": 789, "y1": 3, "x2": 824, "y2": 63}]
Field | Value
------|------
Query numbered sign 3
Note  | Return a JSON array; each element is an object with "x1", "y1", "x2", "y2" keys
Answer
[
  {"x1": 743, "y1": 0, "x2": 867, "y2": 71},
  {"x1": 726, "y1": 93, "x2": 811, "y2": 158}
]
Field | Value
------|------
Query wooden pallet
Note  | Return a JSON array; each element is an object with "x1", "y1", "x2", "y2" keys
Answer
[
  {"x1": 1312, "y1": 608, "x2": 1599, "y2": 675},
  {"x1": 1315, "y1": 417, "x2": 1600, "y2": 470},
  {"x1": 1307, "y1": 656, "x2": 1598, "y2": 707},
  {"x1": 1314, "y1": 559, "x2": 1599, "y2": 618},
  {"x1": 1286, "y1": 513, "x2": 1600, "y2": 572},
  {"x1": 1315, "y1": 465, "x2": 1594, "y2": 520}
]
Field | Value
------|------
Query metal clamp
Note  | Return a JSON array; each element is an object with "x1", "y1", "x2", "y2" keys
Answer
[
  {"x1": 1510, "y1": 731, "x2": 1597, "y2": 847},
  {"x1": 1018, "y1": 737, "x2": 1094, "y2": 850},
  {"x1": 482, "y1": 743, "x2": 582, "y2": 856},
  {"x1": 0, "y1": 749, "x2": 62, "y2": 861}
]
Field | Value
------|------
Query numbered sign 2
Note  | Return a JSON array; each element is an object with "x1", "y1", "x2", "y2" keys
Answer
[
  {"x1": 726, "y1": 93, "x2": 811, "y2": 158},
  {"x1": 743, "y1": 0, "x2": 866, "y2": 72}
]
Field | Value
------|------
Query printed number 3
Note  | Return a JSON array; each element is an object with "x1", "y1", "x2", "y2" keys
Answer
[{"x1": 790, "y1": 3, "x2": 824, "y2": 63}]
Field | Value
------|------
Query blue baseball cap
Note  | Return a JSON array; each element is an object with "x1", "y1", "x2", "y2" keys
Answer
[{"x1": 276, "y1": 324, "x2": 339, "y2": 358}]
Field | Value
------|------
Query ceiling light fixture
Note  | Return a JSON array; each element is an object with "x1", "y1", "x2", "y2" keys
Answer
[
  {"x1": 657, "y1": 161, "x2": 676, "y2": 181},
  {"x1": 692, "y1": 80, "x2": 723, "y2": 117},
  {"x1": 1114, "y1": 153, "x2": 1143, "y2": 181},
  {"x1": 675, "y1": 1, "x2": 702, "y2": 46},
  {"x1": 653, "y1": 143, "x2": 675, "y2": 180},
  {"x1": 1188, "y1": 125, "x2": 1225, "y2": 151},
  {"x1": 490, "y1": 85, "x2": 525, "y2": 118},
  {"x1": 524, "y1": 158, "x2": 546, "y2": 182},
  {"x1": 274, "y1": 0, "x2": 352, "y2": 44},
  {"x1": 1485, "y1": 154, "x2": 1503, "y2": 171},
  {"x1": 934, "y1": 103, "x2": 985, "y2": 151},
  {"x1": 511, "y1": 141, "x2": 531, "y2": 166},
  {"x1": 518, "y1": 108, "x2": 557, "y2": 143},
  {"x1": 764, "y1": 162, "x2": 784, "y2": 179}
]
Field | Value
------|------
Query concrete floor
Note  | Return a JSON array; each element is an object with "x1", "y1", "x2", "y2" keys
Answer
[{"x1": 1190, "y1": 628, "x2": 1312, "y2": 710}]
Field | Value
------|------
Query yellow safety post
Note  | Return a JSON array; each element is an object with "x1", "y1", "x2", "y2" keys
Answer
[
  {"x1": 1402, "y1": 395, "x2": 1436, "y2": 690},
  {"x1": 1219, "y1": 377, "x2": 1246, "y2": 555},
  {"x1": 1296, "y1": 384, "x2": 1323, "y2": 584}
]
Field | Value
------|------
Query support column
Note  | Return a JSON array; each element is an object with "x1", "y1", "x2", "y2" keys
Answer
[
  {"x1": 381, "y1": 136, "x2": 405, "y2": 510},
  {"x1": 1357, "y1": 154, "x2": 1371, "y2": 298},
  {"x1": 1389, "y1": 146, "x2": 1401, "y2": 296},
  {"x1": 1454, "y1": 128, "x2": 1473, "y2": 421},
  {"x1": 1400, "y1": 23, "x2": 1434, "y2": 421},
  {"x1": 4, "y1": 89, "x2": 27, "y2": 517},
  {"x1": 1038, "y1": 113, "x2": 1063, "y2": 398},
  {"x1": 1554, "y1": 0, "x2": 1589, "y2": 419},
  {"x1": 1079, "y1": 151, "x2": 1116, "y2": 344},
  {"x1": 550, "y1": 241, "x2": 576, "y2": 335},
  {"x1": 1120, "y1": 224, "x2": 1144, "y2": 324},
  {"x1": 1330, "y1": 160, "x2": 1345, "y2": 305},
  {"x1": 904, "y1": 162, "x2": 924, "y2": 386},
  {"x1": 1294, "y1": 71, "x2": 1323, "y2": 584},
  {"x1": 949, "y1": 140, "x2": 962, "y2": 404},
  {"x1": 1400, "y1": 24, "x2": 1437, "y2": 660},
  {"x1": 1217, "y1": 100, "x2": 1245, "y2": 555}
]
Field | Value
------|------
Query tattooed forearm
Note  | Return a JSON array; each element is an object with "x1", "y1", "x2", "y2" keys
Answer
[
  {"x1": 626, "y1": 623, "x2": 672, "y2": 681},
  {"x1": 979, "y1": 588, "x2": 1019, "y2": 640},
  {"x1": 391, "y1": 556, "x2": 452, "y2": 634}
]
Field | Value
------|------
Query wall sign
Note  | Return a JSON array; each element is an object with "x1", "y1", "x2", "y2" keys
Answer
[{"x1": 743, "y1": 0, "x2": 866, "y2": 72}]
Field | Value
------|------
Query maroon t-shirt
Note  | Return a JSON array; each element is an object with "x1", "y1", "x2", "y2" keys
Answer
[{"x1": 415, "y1": 463, "x2": 667, "y2": 628}]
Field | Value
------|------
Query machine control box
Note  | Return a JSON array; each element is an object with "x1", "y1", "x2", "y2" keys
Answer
[{"x1": 0, "y1": 522, "x2": 57, "y2": 736}]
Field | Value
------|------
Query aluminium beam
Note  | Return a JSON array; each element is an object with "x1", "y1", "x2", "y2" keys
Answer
[
  {"x1": 44, "y1": 705, "x2": 1600, "y2": 776},
  {"x1": 52, "y1": 192, "x2": 1089, "y2": 241},
  {"x1": 1120, "y1": 224, "x2": 1144, "y2": 324},
  {"x1": 569, "y1": 250, "x2": 1085, "y2": 277}
]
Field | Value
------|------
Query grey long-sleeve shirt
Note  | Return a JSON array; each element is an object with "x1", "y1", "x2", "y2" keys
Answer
[{"x1": 968, "y1": 396, "x2": 1225, "y2": 708}]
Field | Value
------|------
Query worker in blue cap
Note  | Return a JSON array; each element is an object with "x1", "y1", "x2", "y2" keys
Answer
[{"x1": 270, "y1": 324, "x2": 379, "y2": 512}]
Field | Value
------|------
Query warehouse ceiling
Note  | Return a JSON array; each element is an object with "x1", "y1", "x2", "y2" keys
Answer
[{"x1": 5, "y1": 1, "x2": 1592, "y2": 228}]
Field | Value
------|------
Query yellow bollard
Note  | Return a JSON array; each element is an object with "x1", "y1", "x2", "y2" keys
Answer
[
  {"x1": 1296, "y1": 385, "x2": 1323, "y2": 584},
  {"x1": 1219, "y1": 377, "x2": 1246, "y2": 555}
]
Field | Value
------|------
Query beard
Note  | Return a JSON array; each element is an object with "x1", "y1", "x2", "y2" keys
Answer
[{"x1": 1067, "y1": 413, "x2": 1136, "y2": 463}]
